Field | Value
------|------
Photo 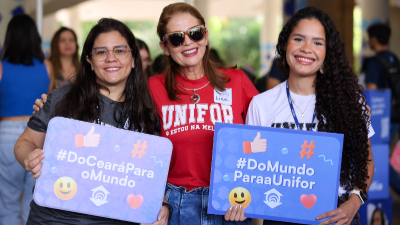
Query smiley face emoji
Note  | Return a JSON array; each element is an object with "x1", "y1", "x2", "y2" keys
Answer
[
  {"x1": 54, "y1": 177, "x2": 77, "y2": 200},
  {"x1": 229, "y1": 187, "x2": 251, "y2": 208}
]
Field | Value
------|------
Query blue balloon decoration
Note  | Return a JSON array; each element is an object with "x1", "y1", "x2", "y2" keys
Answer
[
  {"x1": 50, "y1": 167, "x2": 57, "y2": 174},
  {"x1": 114, "y1": 145, "x2": 121, "y2": 152},
  {"x1": 223, "y1": 175, "x2": 230, "y2": 181}
]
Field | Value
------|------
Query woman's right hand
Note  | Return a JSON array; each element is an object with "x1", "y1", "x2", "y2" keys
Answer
[
  {"x1": 32, "y1": 93, "x2": 48, "y2": 113},
  {"x1": 224, "y1": 205, "x2": 246, "y2": 222},
  {"x1": 24, "y1": 149, "x2": 45, "y2": 179}
]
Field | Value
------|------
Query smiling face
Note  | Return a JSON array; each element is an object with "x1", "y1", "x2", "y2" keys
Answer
[
  {"x1": 229, "y1": 187, "x2": 251, "y2": 208},
  {"x1": 59, "y1": 30, "x2": 77, "y2": 57},
  {"x1": 54, "y1": 177, "x2": 77, "y2": 200},
  {"x1": 160, "y1": 13, "x2": 208, "y2": 72},
  {"x1": 286, "y1": 18, "x2": 326, "y2": 78},
  {"x1": 87, "y1": 31, "x2": 134, "y2": 90}
]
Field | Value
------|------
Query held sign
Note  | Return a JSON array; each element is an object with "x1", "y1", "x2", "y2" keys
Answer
[
  {"x1": 34, "y1": 117, "x2": 172, "y2": 224},
  {"x1": 208, "y1": 123, "x2": 344, "y2": 224}
]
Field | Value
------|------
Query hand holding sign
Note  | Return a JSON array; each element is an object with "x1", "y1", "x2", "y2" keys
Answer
[
  {"x1": 75, "y1": 126, "x2": 100, "y2": 147},
  {"x1": 23, "y1": 149, "x2": 45, "y2": 179},
  {"x1": 243, "y1": 132, "x2": 267, "y2": 154}
]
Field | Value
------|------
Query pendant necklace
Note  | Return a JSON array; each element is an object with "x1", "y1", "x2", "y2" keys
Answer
[
  {"x1": 176, "y1": 77, "x2": 209, "y2": 104},
  {"x1": 291, "y1": 94, "x2": 315, "y2": 117}
]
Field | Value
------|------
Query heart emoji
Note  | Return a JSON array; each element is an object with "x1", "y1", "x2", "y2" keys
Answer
[
  {"x1": 300, "y1": 194, "x2": 317, "y2": 209},
  {"x1": 127, "y1": 194, "x2": 144, "y2": 209}
]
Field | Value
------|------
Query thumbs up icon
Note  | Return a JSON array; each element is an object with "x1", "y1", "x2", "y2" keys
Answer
[
  {"x1": 243, "y1": 132, "x2": 267, "y2": 154},
  {"x1": 75, "y1": 126, "x2": 100, "y2": 147}
]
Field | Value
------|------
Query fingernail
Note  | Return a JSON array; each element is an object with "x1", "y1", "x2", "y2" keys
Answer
[
  {"x1": 158, "y1": 217, "x2": 161, "y2": 221},
  {"x1": 229, "y1": 207, "x2": 232, "y2": 211},
  {"x1": 239, "y1": 205, "x2": 242, "y2": 209},
  {"x1": 315, "y1": 217, "x2": 319, "y2": 220},
  {"x1": 235, "y1": 205, "x2": 238, "y2": 209}
]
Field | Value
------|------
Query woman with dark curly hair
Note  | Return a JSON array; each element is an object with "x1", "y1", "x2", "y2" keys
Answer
[{"x1": 246, "y1": 7, "x2": 374, "y2": 225}]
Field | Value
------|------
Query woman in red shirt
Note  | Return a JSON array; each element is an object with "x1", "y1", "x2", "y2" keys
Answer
[{"x1": 148, "y1": 2, "x2": 259, "y2": 224}]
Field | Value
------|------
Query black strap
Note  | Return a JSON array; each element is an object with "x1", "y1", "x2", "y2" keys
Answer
[
  {"x1": 375, "y1": 54, "x2": 399, "y2": 85},
  {"x1": 162, "y1": 202, "x2": 173, "y2": 221}
]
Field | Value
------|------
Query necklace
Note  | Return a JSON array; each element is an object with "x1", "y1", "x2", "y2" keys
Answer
[
  {"x1": 176, "y1": 79, "x2": 209, "y2": 104},
  {"x1": 290, "y1": 94, "x2": 315, "y2": 117}
]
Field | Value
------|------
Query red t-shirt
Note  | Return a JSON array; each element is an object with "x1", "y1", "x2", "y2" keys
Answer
[{"x1": 148, "y1": 69, "x2": 259, "y2": 191}]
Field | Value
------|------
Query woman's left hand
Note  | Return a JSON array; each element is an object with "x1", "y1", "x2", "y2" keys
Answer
[
  {"x1": 141, "y1": 205, "x2": 169, "y2": 225},
  {"x1": 316, "y1": 195, "x2": 361, "y2": 225}
]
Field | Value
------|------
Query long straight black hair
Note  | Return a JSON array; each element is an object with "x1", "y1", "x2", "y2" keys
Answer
[
  {"x1": 54, "y1": 18, "x2": 159, "y2": 134},
  {"x1": 1, "y1": 14, "x2": 44, "y2": 65}
]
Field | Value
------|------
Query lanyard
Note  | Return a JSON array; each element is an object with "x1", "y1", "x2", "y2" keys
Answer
[{"x1": 285, "y1": 80, "x2": 316, "y2": 130}]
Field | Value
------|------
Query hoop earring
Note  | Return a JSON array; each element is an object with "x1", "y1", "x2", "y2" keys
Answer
[{"x1": 319, "y1": 64, "x2": 324, "y2": 74}]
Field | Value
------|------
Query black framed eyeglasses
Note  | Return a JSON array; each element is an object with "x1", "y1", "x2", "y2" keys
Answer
[
  {"x1": 91, "y1": 45, "x2": 132, "y2": 62},
  {"x1": 163, "y1": 25, "x2": 206, "y2": 48}
]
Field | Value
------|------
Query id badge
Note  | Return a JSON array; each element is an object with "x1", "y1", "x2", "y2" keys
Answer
[{"x1": 214, "y1": 88, "x2": 232, "y2": 105}]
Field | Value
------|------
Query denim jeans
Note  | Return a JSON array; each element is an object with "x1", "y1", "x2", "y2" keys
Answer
[
  {"x1": 262, "y1": 195, "x2": 358, "y2": 225},
  {"x1": 165, "y1": 183, "x2": 252, "y2": 225},
  {"x1": 0, "y1": 121, "x2": 35, "y2": 225}
]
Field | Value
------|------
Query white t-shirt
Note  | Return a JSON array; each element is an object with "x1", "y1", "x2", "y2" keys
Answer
[{"x1": 246, "y1": 81, "x2": 375, "y2": 196}]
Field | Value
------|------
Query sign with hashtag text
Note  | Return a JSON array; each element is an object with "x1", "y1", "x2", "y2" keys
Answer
[
  {"x1": 208, "y1": 123, "x2": 344, "y2": 224},
  {"x1": 33, "y1": 117, "x2": 173, "y2": 224}
]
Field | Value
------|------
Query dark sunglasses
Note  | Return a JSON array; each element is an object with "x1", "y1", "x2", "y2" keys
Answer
[{"x1": 163, "y1": 25, "x2": 206, "y2": 48}]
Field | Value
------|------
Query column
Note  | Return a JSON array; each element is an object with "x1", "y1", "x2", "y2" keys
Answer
[
  {"x1": 259, "y1": 0, "x2": 283, "y2": 76},
  {"x1": 357, "y1": 0, "x2": 390, "y2": 57}
]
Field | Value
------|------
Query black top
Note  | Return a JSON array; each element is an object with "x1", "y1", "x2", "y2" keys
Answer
[{"x1": 27, "y1": 84, "x2": 138, "y2": 225}]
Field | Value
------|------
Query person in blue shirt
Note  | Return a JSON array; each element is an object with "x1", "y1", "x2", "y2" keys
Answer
[
  {"x1": 0, "y1": 14, "x2": 54, "y2": 225},
  {"x1": 365, "y1": 23, "x2": 400, "y2": 196}
]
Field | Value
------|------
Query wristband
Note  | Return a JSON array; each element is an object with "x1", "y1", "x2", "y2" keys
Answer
[{"x1": 162, "y1": 202, "x2": 173, "y2": 221}]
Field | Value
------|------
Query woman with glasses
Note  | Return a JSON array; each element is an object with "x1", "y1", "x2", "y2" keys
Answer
[
  {"x1": 0, "y1": 14, "x2": 53, "y2": 225},
  {"x1": 148, "y1": 3, "x2": 259, "y2": 224},
  {"x1": 14, "y1": 18, "x2": 162, "y2": 224}
]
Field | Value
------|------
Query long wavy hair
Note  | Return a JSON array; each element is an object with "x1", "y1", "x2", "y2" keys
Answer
[
  {"x1": 54, "y1": 18, "x2": 159, "y2": 134},
  {"x1": 157, "y1": 2, "x2": 230, "y2": 101},
  {"x1": 276, "y1": 7, "x2": 371, "y2": 195},
  {"x1": 49, "y1": 27, "x2": 80, "y2": 82}
]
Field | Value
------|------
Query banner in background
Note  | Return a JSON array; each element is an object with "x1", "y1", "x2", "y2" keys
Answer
[
  {"x1": 364, "y1": 89, "x2": 391, "y2": 144},
  {"x1": 359, "y1": 197, "x2": 392, "y2": 225},
  {"x1": 368, "y1": 144, "x2": 389, "y2": 200}
]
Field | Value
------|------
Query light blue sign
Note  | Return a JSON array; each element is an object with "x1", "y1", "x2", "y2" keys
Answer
[
  {"x1": 368, "y1": 144, "x2": 389, "y2": 200},
  {"x1": 364, "y1": 90, "x2": 391, "y2": 144},
  {"x1": 208, "y1": 123, "x2": 344, "y2": 224},
  {"x1": 34, "y1": 117, "x2": 173, "y2": 224}
]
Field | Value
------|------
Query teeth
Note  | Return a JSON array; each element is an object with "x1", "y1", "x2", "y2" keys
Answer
[
  {"x1": 296, "y1": 57, "x2": 314, "y2": 62},
  {"x1": 183, "y1": 49, "x2": 197, "y2": 54},
  {"x1": 105, "y1": 68, "x2": 120, "y2": 71}
]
